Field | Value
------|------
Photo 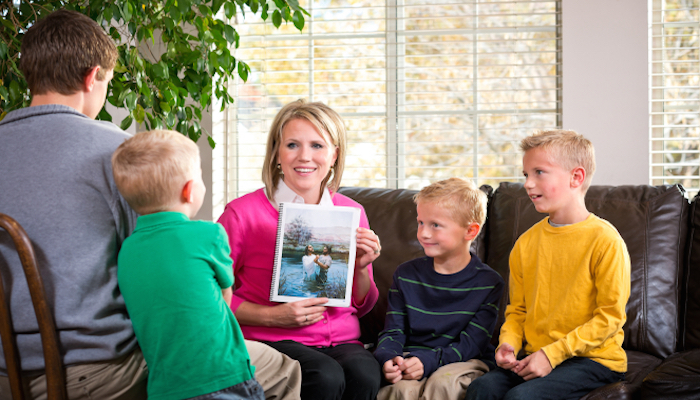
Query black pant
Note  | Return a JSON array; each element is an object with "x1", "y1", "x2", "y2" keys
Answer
[{"x1": 264, "y1": 340, "x2": 381, "y2": 400}]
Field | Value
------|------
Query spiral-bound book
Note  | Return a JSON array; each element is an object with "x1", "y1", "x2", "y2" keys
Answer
[{"x1": 270, "y1": 202, "x2": 360, "y2": 307}]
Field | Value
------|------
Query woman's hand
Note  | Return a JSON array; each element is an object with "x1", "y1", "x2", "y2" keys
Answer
[
  {"x1": 270, "y1": 297, "x2": 329, "y2": 327},
  {"x1": 355, "y1": 227, "x2": 381, "y2": 270}
]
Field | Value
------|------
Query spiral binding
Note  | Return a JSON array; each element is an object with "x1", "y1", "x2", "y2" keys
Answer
[{"x1": 270, "y1": 202, "x2": 286, "y2": 300}]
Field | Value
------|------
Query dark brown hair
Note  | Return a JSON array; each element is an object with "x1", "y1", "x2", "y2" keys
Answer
[{"x1": 19, "y1": 9, "x2": 117, "y2": 95}]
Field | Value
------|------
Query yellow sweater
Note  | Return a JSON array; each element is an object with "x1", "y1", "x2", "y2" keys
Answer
[{"x1": 499, "y1": 214, "x2": 630, "y2": 373}]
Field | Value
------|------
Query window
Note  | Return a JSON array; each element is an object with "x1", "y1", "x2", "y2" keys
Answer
[
  {"x1": 213, "y1": 0, "x2": 561, "y2": 215},
  {"x1": 650, "y1": 0, "x2": 700, "y2": 195}
]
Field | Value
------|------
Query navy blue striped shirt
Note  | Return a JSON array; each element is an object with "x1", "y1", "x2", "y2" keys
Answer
[{"x1": 374, "y1": 254, "x2": 504, "y2": 378}]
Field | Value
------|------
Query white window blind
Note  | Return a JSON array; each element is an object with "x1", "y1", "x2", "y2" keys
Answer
[
  {"x1": 213, "y1": 0, "x2": 561, "y2": 215},
  {"x1": 650, "y1": 0, "x2": 700, "y2": 195}
]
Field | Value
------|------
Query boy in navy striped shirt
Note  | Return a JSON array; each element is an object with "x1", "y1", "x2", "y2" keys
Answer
[{"x1": 374, "y1": 177, "x2": 504, "y2": 400}]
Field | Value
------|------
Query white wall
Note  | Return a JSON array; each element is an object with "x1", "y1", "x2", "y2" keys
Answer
[{"x1": 562, "y1": 0, "x2": 649, "y2": 185}]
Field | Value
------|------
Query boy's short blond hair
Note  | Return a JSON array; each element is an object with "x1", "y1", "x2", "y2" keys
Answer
[
  {"x1": 414, "y1": 177, "x2": 488, "y2": 228},
  {"x1": 520, "y1": 130, "x2": 596, "y2": 192},
  {"x1": 112, "y1": 130, "x2": 200, "y2": 215}
]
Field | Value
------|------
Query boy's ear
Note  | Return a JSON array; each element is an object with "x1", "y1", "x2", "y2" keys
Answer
[
  {"x1": 570, "y1": 166, "x2": 586, "y2": 189},
  {"x1": 464, "y1": 222, "x2": 481, "y2": 241},
  {"x1": 181, "y1": 180, "x2": 195, "y2": 203},
  {"x1": 83, "y1": 66, "x2": 100, "y2": 92}
]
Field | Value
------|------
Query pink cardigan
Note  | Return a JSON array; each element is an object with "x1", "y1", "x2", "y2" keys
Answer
[{"x1": 217, "y1": 189, "x2": 379, "y2": 347}]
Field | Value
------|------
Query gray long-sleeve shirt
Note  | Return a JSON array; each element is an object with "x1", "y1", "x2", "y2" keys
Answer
[{"x1": 0, "y1": 104, "x2": 138, "y2": 373}]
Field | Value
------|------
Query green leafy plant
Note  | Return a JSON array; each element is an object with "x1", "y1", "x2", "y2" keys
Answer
[{"x1": 0, "y1": 0, "x2": 307, "y2": 147}]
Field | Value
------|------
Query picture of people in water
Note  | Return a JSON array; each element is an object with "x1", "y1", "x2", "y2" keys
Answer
[{"x1": 273, "y1": 204, "x2": 357, "y2": 305}]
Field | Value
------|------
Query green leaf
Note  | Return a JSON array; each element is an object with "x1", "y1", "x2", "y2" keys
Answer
[
  {"x1": 283, "y1": 6, "x2": 292, "y2": 22},
  {"x1": 1, "y1": 17, "x2": 16, "y2": 32},
  {"x1": 9, "y1": 80, "x2": 20, "y2": 101},
  {"x1": 198, "y1": 4, "x2": 212, "y2": 17},
  {"x1": 176, "y1": 106, "x2": 187, "y2": 120},
  {"x1": 104, "y1": 7, "x2": 113, "y2": 23},
  {"x1": 261, "y1": 3, "x2": 269, "y2": 20},
  {"x1": 164, "y1": 17, "x2": 175, "y2": 31},
  {"x1": 250, "y1": 0, "x2": 259, "y2": 13},
  {"x1": 114, "y1": 62, "x2": 128, "y2": 74},
  {"x1": 273, "y1": 0, "x2": 286, "y2": 9},
  {"x1": 97, "y1": 108, "x2": 113, "y2": 122},
  {"x1": 177, "y1": 120, "x2": 188, "y2": 135},
  {"x1": 134, "y1": 104, "x2": 146, "y2": 124},
  {"x1": 292, "y1": 10, "x2": 305, "y2": 31},
  {"x1": 116, "y1": 87, "x2": 129, "y2": 105},
  {"x1": 160, "y1": 101, "x2": 172, "y2": 113},
  {"x1": 0, "y1": 42, "x2": 8, "y2": 60},
  {"x1": 224, "y1": 25, "x2": 236, "y2": 44},
  {"x1": 237, "y1": 61, "x2": 249, "y2": 82},
  {"x1": 147, "y1": 112, "x2": 157, "y2": 129},
  {"x1": 166, "y1": 110, "x2": 176, "y2": 127},
  {"x1": 212, "y1": 0, "x2": 225, "y2": 14},
  {"x1": 208, "y1": 136, "x2": 216, "y2": 149},
  {"x1": 121, "y1": 2, "x2": 132, "y2": 22},
  {"x1": 188, "y1": 123, "x2": 201, "y2": 142},
  {"x1": 178, "y1": 0, "x2": 191, "y2": 17},
  {"x1": 170, "y1": 6, "x2": 181, "y2": 22},
  {"x1": 218, "y1": 52, "x2": 232, "y2": 69},
  {"x1": 272, "y1": 10, "x2": 282, "y2": 28},
  {"x1": 224, "y1": 2, "x2": 236, "y2": 19},
  {"x1": 120, "y1": 115, "x2": 133, "y2": 130},
  {"x1": 153, "y1": 63, "x2": 169, "y2": 80},
  {"x1": 125, "y1": 91, "x2": 138, "y2": 111}
]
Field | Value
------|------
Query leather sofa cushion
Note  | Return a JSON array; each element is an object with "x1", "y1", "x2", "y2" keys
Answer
[
  {"x1": 641, "y1": 348, "x2": 700, "y2": 399},
  {"x1": 581, "y1": 350, "x2": 662, "y2": 400}
]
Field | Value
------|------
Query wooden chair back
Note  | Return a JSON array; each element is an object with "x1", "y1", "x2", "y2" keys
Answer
[{"x1": 0, "y1": 213, "x2": 66, "y2": 400}]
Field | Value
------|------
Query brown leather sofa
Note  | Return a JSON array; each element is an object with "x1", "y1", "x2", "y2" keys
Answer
[{"x1": 338, "y1": 183, "x2": 700, "y2": 400}]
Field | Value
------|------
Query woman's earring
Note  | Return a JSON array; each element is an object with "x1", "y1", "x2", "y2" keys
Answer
[{"x1": 277, "y1": 164, "x2": 284, "y2": 175}]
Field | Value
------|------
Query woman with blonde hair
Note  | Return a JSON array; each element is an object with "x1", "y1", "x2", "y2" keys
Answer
[{"x1": 218, "y1": 99, "x2": 382, "y2": 400}]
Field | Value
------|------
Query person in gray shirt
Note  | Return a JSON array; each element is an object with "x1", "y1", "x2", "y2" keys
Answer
[{"x1": 0, "y1": 9, "x2": 149, "y2": 400}]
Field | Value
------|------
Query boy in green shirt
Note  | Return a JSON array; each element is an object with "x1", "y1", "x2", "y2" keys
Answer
[{"x1": 112, "y1": 130, "x2": 263, "y2": 400}]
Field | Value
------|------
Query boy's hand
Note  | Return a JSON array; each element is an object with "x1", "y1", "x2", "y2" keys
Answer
[
  {"x1": 512, "y1": 350, "x2": 552, "y2": 380},
  {"x1": 222, "y1": 286, "x2": 233, "y2": 306},
  {"x1": 495, "y1": 343, "x2": 519, "y2": 370},
  {"x1": 400, "y1": 357, "x2": 424, "y2": 380},
  {"x1": 383, "y1": 357, "x2": 404, "y2": 384}
]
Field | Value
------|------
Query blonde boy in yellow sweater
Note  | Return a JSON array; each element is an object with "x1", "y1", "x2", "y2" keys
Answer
[{"x1": 466, "y1": 130, "x2": 631, "y2": 400}]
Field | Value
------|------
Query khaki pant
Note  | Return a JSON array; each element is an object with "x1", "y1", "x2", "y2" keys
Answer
[
  {"x1": 247, "y1": 339, "x2": 302, "y2": 400},
  {"x1": 377, "y1": 359, "x2": 489, "y2": 400},
  {"x1": 0, "y1": 348, "x2": 148, "y2": 400},
  {"x1": 0, "y1": 341, "x2": 300, "y2": 400}
]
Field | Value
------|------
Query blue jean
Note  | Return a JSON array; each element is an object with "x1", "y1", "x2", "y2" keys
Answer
[
  {"x1": 186, "y1": 378, "x2": 265, "y2": 400},
  {"x1": 464, "y1": 357, "x2": 624, "y2": 400}
]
